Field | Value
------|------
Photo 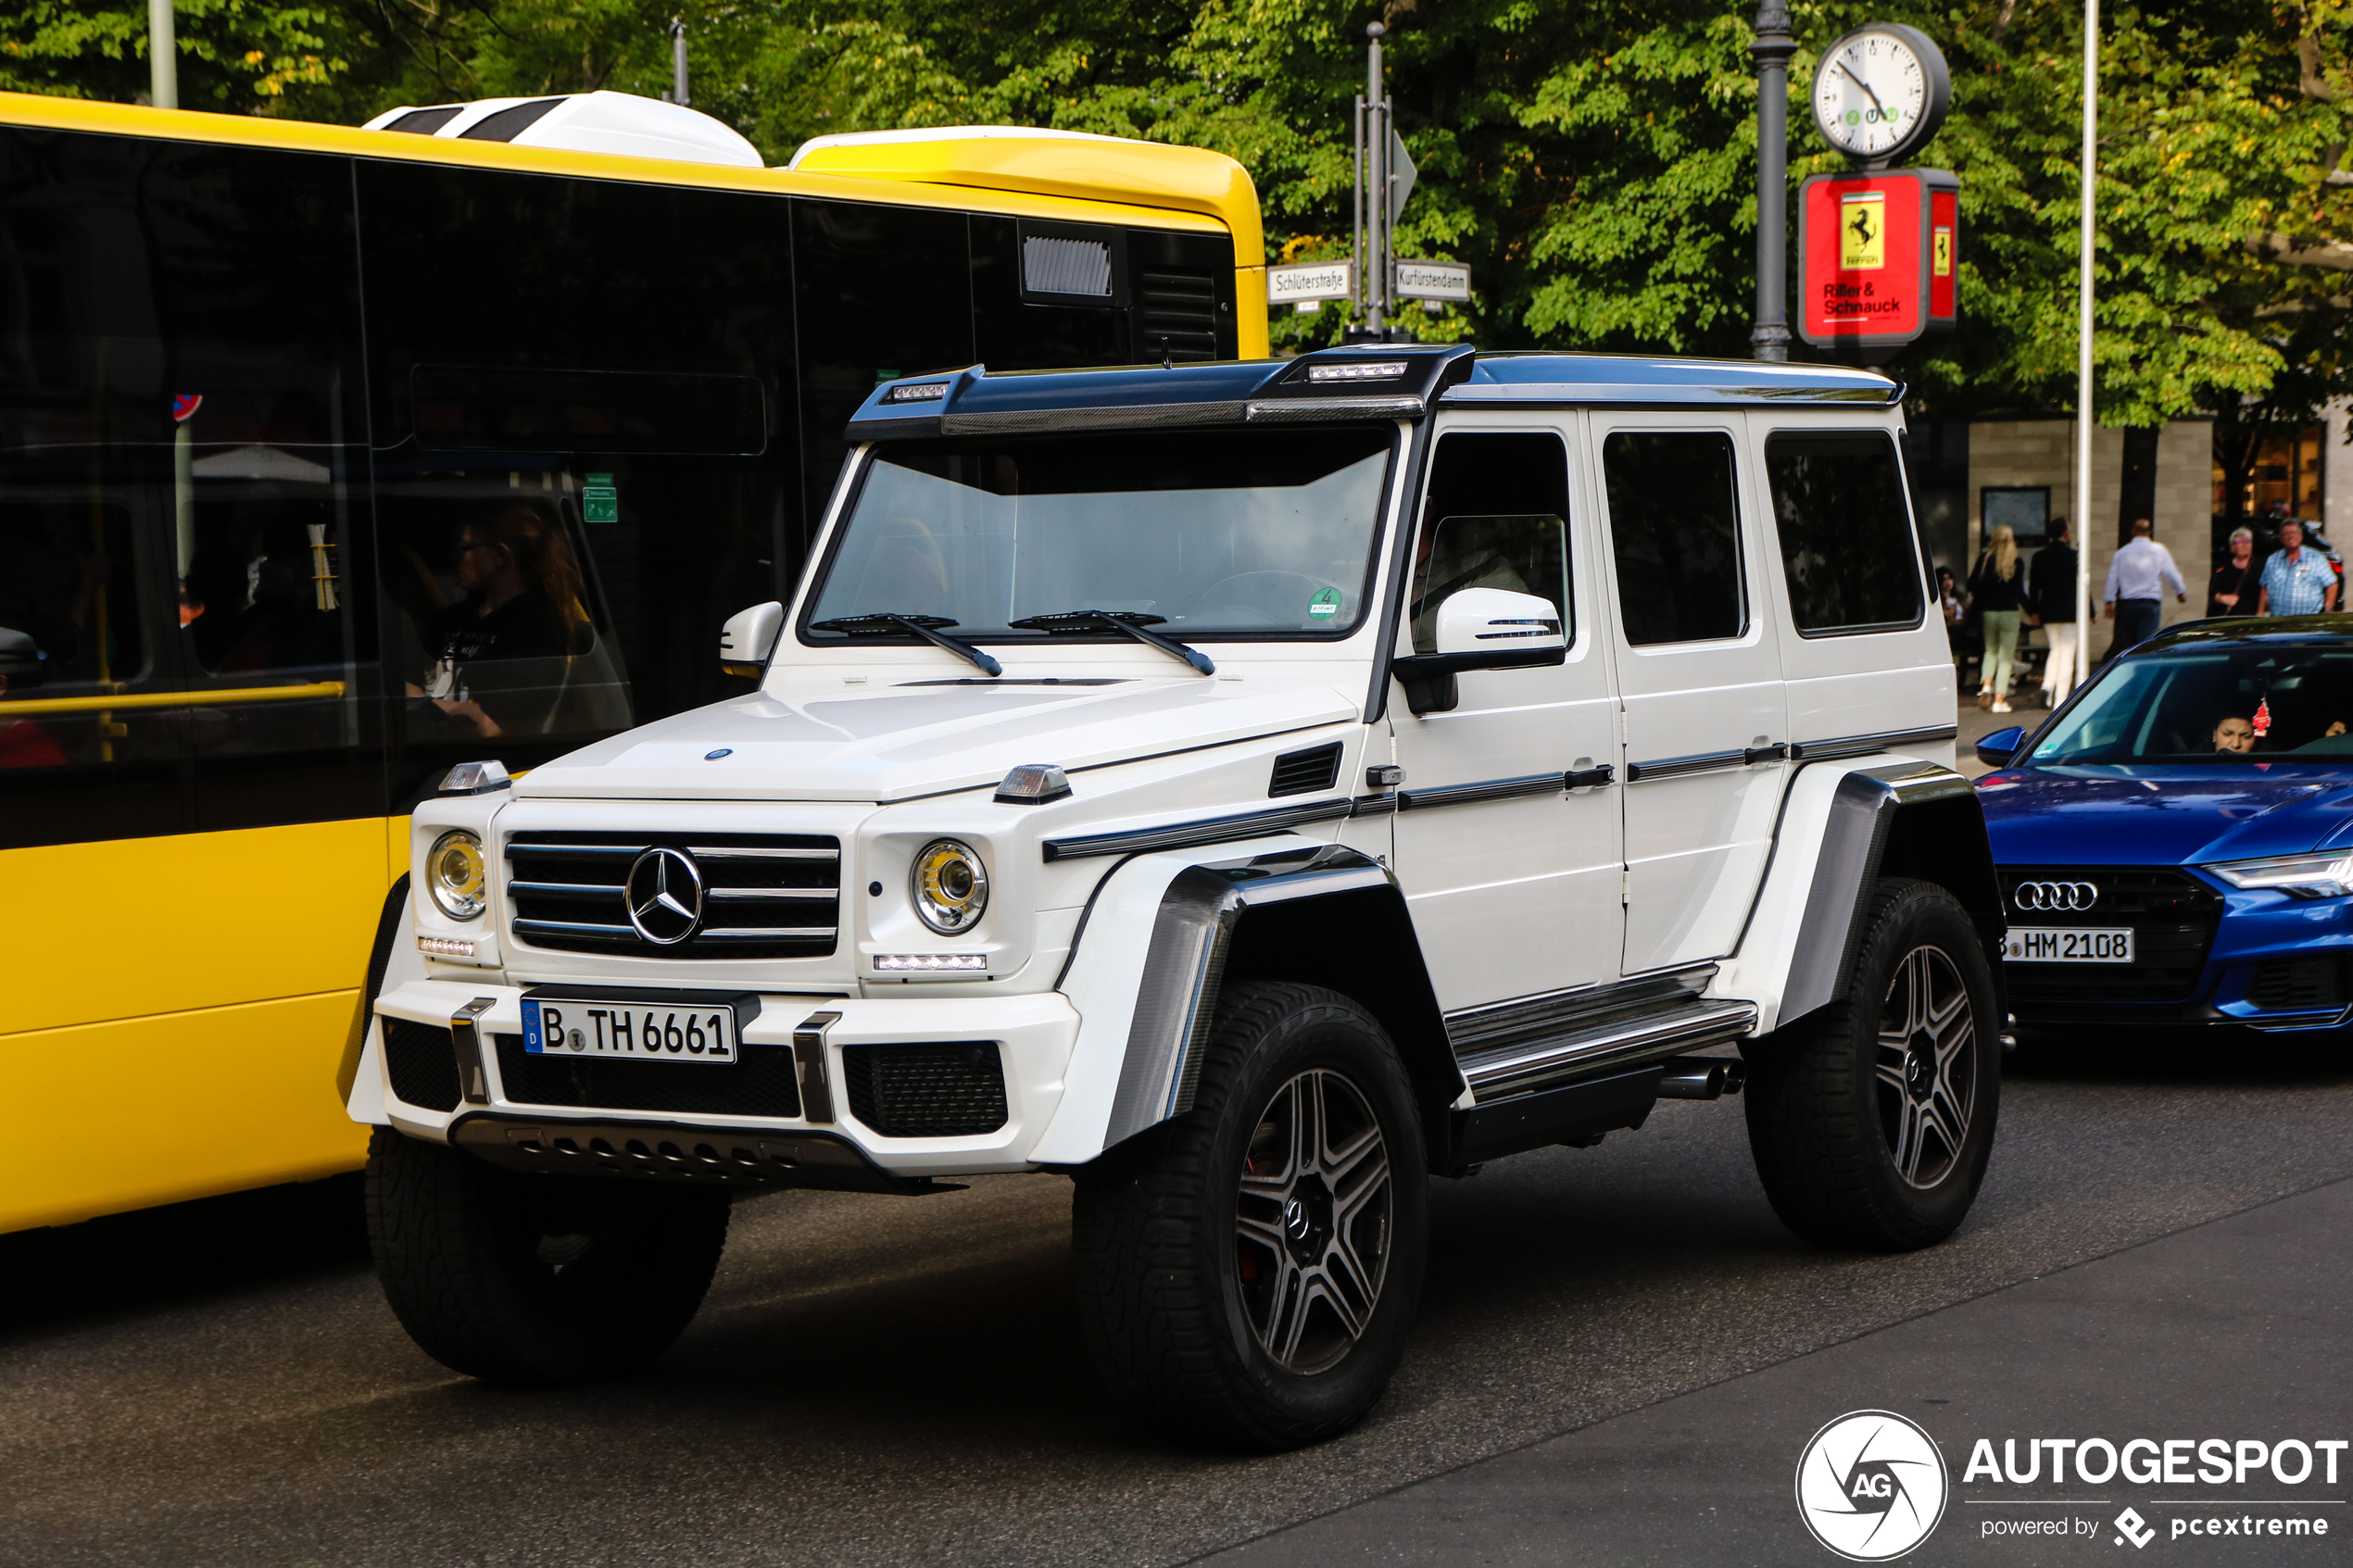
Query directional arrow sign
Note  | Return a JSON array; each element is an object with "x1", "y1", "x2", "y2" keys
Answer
[
  {"x1": 1389, "y1": 130, "x2": 1416, "y2": 229},
  {"x1": 1393, "y1": 259, "x2": 1471, "y2": 301},
  {"x1": 1267, "y1": 260, "x2": 1354, "y2": 304}
]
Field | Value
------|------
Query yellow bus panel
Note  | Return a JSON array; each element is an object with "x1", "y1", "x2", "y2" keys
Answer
[{"x1": 0, "y1": 989, "x2": 371, "y2": 1233}]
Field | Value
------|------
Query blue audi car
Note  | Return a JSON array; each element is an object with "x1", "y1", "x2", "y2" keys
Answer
[{"x1": 1973, "y1": 616, "x2": 2353, "y2": 1033}]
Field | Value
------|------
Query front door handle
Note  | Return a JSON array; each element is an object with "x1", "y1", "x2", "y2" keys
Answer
[
  {"x1": 1563, "y1": 764, "x2": 1616, "y2": 790},
  {"x1": 1743, "y1": 742, "x2": 1790, "y2": 766}
]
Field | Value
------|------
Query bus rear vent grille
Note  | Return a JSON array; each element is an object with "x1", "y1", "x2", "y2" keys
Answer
[
  {"x1": 1134, "y1": 269, "x2": 1219, "y2": 362},
  {"x1": 842, "y1": 1043, "x2": 1009, "y2": 1137},
  {"x1": 1268, "y1": 742, "x2": 1343, "y2": 797},
  {"x1": 383, "y1": 1018, "x2": 461, "y2": 1112}
]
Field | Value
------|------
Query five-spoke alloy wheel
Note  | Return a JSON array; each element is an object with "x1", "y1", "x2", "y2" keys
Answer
[
  {"x1": 1744, "y1": 877, "x2": 2001, "y2": 1250},
  {"x1": 1235, "y1": 1068, "x2": 1395, "y2": 1374},
  {"x1": 1074, "y1": 982, "x2": 1428, "y2": 1449}
]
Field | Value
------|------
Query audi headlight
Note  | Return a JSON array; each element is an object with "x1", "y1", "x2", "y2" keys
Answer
[
  {"x1": 910, "y1": 838, "x2": 989, "y2": 934},
  {"x1": 2203, "y1": 851, "x2": 2353, "y2": 899},
  {"x1": 427, "y1": 830, "x2": 488, "y2": 921}
]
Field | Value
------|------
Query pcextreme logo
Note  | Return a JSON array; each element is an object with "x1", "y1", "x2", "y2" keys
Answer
[{"x1": 1797, "y1": 1410, "x2": 1952, "y2": 1562}]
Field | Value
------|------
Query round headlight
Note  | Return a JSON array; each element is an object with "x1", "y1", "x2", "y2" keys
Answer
[
  {"x1": 910, "y1": 838, "x2": 989, "y2": 934},
  {"x1": 427, "y1": 830, "x2": 487, "y2": 921}
]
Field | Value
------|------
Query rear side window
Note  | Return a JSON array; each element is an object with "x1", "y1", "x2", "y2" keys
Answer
[
  {"x1": 1602, "y1": 431, "x2": 1745, "y2": 646},
  {"x1": 1765, "y1": 432, "x2": 1924, "y2": 634}
]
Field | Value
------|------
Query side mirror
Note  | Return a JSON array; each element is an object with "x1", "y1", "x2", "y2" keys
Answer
[
  {"x1": 1391, "y1": 588, "x2": 1567, "y2": 717},
  {"x1": 1975, "y1": 725, "x2": 2027, "y2": 768},
  {"x1": 1430, "y1": 587, "x2": 1567, "y2": 658},
  {"x1": 719, "y1": 601, "x2": 784, "y2": 678}
]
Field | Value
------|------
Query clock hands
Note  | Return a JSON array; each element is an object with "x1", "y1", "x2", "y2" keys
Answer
[{"x1": 1834, "y1": 58, "x2": 1894, "y2": 122}]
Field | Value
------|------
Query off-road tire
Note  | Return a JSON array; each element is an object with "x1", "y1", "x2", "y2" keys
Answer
[
  {"x1": 366, "y1": 1127, "x2": 730, "y2": 1386},
  {"x1": 1072, "y1": 982, "x2": 1428, "y2": 1450},
  {"x1": 1743, "y1": 877, "x2": 2001, "y2": 1250}
]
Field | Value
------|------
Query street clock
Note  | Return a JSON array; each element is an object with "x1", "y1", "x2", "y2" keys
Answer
[{"x1": 1810, "y1": 24, "x2": 1951, "y2": 165}]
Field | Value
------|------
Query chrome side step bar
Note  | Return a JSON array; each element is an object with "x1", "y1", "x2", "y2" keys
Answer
[{"x1": 1455, "y1": 997, "x2": 1758, "y2": 1101}]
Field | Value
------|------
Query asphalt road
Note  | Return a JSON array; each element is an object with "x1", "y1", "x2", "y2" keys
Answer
[{"x1": 6, "y1": 1025, "x2": 2351, "y2": 1568}]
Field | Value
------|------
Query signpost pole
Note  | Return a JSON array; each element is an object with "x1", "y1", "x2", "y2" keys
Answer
[
  {"x1": 2074, "y1": 0, "x2": 2098, "y2": 685},
  {"x1": 1750, "y1": 0, "x2": 1794, "y2": 361},
  {"x1": 671, "y1": 18, "x2": 689, "y2": 108},
  {"x1": 148, "y1": 0, "x2": 177, "y2": 110},
  {"x1": 1353, "y1": 96, "x2": 1365, "y2": 328},
  {"x1": 1366, "y1": 22, "x2": 1388, "y2": 338}
]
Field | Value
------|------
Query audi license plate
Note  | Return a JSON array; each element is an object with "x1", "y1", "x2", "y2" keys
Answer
[
  {"x1": 522, "y1": 995, "x2": 740, "y2": 1064},
  {"x1": 2004, "y1": 927, "x2": 2134, "y2": 964}
]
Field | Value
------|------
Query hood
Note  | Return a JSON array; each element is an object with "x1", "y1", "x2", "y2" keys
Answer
[
  {"x1": 1978, "y1": 765, "x2": 2353, "y2": 867},
  {"x1": 514, "y1": 675, "x2": 1360, "y2": 802}
]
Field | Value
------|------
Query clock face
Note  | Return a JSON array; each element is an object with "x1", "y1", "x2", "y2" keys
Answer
[{"x1": 1814, "y1": 31, "x2": 1931, "y2": 158}]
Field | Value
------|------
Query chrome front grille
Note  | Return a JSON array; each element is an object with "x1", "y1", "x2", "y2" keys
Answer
[{"x1": 505, "y1": 832, "x2": 840, "y2": 960}]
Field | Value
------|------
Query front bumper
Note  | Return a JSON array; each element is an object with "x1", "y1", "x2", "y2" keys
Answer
[
  {"x1": 2005, "y1": 880, "x2": 2353, "y2": 1032},
  {"x1": 370, "y1": 979, "x2": 1080, "y2": 1178}
]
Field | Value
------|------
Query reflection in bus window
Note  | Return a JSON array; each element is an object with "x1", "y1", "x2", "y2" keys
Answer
[{"x1": 382, "y1": 479, "x2": 632, "y2": 746}]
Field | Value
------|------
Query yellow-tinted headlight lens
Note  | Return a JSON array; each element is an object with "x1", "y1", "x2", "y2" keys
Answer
[
  {"x1": 910, "y1": 838, "x2": 988, "y2": 934},
  {"x1": 427, "y1": 830, "x2": 487, "y2": 921}
]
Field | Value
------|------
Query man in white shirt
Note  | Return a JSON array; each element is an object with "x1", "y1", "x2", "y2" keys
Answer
[{"x1": 2102, "y1": 516, "x2": 2186, "y2": 661}]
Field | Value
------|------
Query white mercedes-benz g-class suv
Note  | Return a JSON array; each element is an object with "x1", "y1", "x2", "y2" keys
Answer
[{"x1": 357, "y1": 344, "x2": 2003, "y2": 1449}]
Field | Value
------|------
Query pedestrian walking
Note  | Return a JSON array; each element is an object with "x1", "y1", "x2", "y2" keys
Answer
[
  {"x1": 2256, "y1": 518, "x2": 2339, "y2": 616},
  {"x1": 2102, "y1": 517, "x2": 2186, "y2": 661},
  {"x1": 2030, "y1": 517, "x2": 2080, "y2": 707},
  {"x1": 1969, "y1": 524, "x2": 2028, "y2": 713},
  {"x1": 2208, "y1": 526, "x2": 2259, "y2": 617}
]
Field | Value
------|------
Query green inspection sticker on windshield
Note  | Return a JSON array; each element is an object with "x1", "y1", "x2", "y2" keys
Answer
[{"x1": 1308, "y1": 588, "x2": 1343, "y2": 620}]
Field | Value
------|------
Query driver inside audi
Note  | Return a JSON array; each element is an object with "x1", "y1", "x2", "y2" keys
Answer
[{"x1": 2213, "y1": 716, "x2": 2257, "y2": 754}]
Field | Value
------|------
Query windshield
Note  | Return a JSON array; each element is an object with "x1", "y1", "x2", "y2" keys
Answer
[
  {"x1": 802, "y1": 427, "x2": 1396, "y2": 642},
  {"x1": 2028, "y1": 643, "x2": 2353, "y2": 764}
]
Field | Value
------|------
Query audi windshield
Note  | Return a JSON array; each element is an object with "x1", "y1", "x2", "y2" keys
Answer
[
  {"x1": 801, "y1": 426, "x2": 1396, "y2": 643},
  {"x1": 2027, "y1": 644, "x2": 2353, "y2": 764}
]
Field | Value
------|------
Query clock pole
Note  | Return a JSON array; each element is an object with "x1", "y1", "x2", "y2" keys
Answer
[{"x1": 1750, "y1": 0, "x2": 1795, "y2": 361}]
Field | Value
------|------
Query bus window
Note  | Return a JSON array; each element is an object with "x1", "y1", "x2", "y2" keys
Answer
[
  {"x1": 359, "y1": 163, "x2": 795, "y2": 800},
  {"x1": 793, "y1": 200, "x2": 976, "y2": 540}
]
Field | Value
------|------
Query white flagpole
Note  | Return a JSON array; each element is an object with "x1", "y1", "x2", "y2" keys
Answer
[{"x1": 2074, "y1": 0, "x2": 2098, "y2": 684}]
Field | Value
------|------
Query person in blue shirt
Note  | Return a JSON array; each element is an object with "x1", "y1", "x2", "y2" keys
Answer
[{"x1": 2256, "y1": 518, "x2": 2339, "y2": 616}]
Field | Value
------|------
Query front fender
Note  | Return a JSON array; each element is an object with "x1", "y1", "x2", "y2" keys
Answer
[
  {"x1": 1725, "y1": 758, "x2": 2003, "y2": 1034},
  {"x1": 1029, "y1": 836, "x2": 1451, "y2": 1165}
]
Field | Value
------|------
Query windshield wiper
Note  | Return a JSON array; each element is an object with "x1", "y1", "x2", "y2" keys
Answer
[
  {"x1": 1008, "y1": 609, "x2": 1215, "y2": 676},
  {"x1": 810, "y1": 612, "x2": 1002, "y2": 677}
]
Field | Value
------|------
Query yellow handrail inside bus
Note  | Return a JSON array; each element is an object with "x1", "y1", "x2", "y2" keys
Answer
[{"x1": 0, "y1": 682, "x2": 345, "y2": 716}]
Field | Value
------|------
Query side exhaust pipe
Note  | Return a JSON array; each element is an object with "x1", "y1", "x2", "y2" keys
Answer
[{"x1": 1656, "y1": 1055, "x2": 1745, "y2": 1100}]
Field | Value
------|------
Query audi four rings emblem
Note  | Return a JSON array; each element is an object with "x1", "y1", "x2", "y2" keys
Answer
[
  {"x1": 625, "y1": 847, "x2": 705, "y2": 944},
  {"x1": 2013, "y1": 880, "x2": 2098, "y2": 912}
]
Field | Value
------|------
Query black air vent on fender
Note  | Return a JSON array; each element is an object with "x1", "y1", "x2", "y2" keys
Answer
[{"x1": 1269, "y1": 742, "x2": 1343, "y2": 798}]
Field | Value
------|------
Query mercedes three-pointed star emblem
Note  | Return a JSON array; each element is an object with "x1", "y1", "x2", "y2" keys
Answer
[{"x1": 625, "y1": 847, "x2": 705, "y2": 945}]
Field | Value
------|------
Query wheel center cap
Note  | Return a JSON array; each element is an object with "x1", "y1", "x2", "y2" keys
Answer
[
  {"x1": 1906, "y1": 1028, "x2": 1937, "y2": 1102},
  {"x1": 1283, "y1": 1174, "x2": 1335, "y2": 1265}
]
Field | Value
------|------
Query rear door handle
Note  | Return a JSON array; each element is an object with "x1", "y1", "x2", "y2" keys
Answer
[
  {"x1": 1743, "y1": 743, "x2": 1789, "y2": 765},
  {"x1": 1563, "y1": 764, "x2": 1615, "y2": 790}
]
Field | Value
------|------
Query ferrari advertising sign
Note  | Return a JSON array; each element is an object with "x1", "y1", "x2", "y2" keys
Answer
[{"x1": 1797, "y1": 167, "x2": 1958, "y2": 355}]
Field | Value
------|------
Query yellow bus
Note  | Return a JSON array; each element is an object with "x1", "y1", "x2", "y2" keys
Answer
[{"x1": 0, "y1": 90, "x2": 1266, "y2": 1236}]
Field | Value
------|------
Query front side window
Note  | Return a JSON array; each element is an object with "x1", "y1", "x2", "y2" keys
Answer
[
  {"x1": 1765, "y1": 432, "x2": 1925, "y2": 634},
  {"x1": 804, "y1": 427, "x2": 1395, "y2": 641},
  {"x1": 2030, "y1": 644, "x2": 2353, "y2": 764},
  {"x1": 1410, "y1": 431, "x2": 1571, "y2": 654},
  {"x1": 1602, "y1": 431, "x2": 1746, "y2": 646}
]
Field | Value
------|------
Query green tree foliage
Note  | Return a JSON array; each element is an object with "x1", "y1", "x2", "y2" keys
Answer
[{"x1": 2, "y1": 0, "x2": 2346, "y2": 425}]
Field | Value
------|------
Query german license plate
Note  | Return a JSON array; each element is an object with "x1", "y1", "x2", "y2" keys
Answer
[
  {"x1": 2004, "y1": 927, "x2": 2134, "y2": 964},
  {"x1": 522, "y1": 996, "x2": 738, "y2": 1063}
]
